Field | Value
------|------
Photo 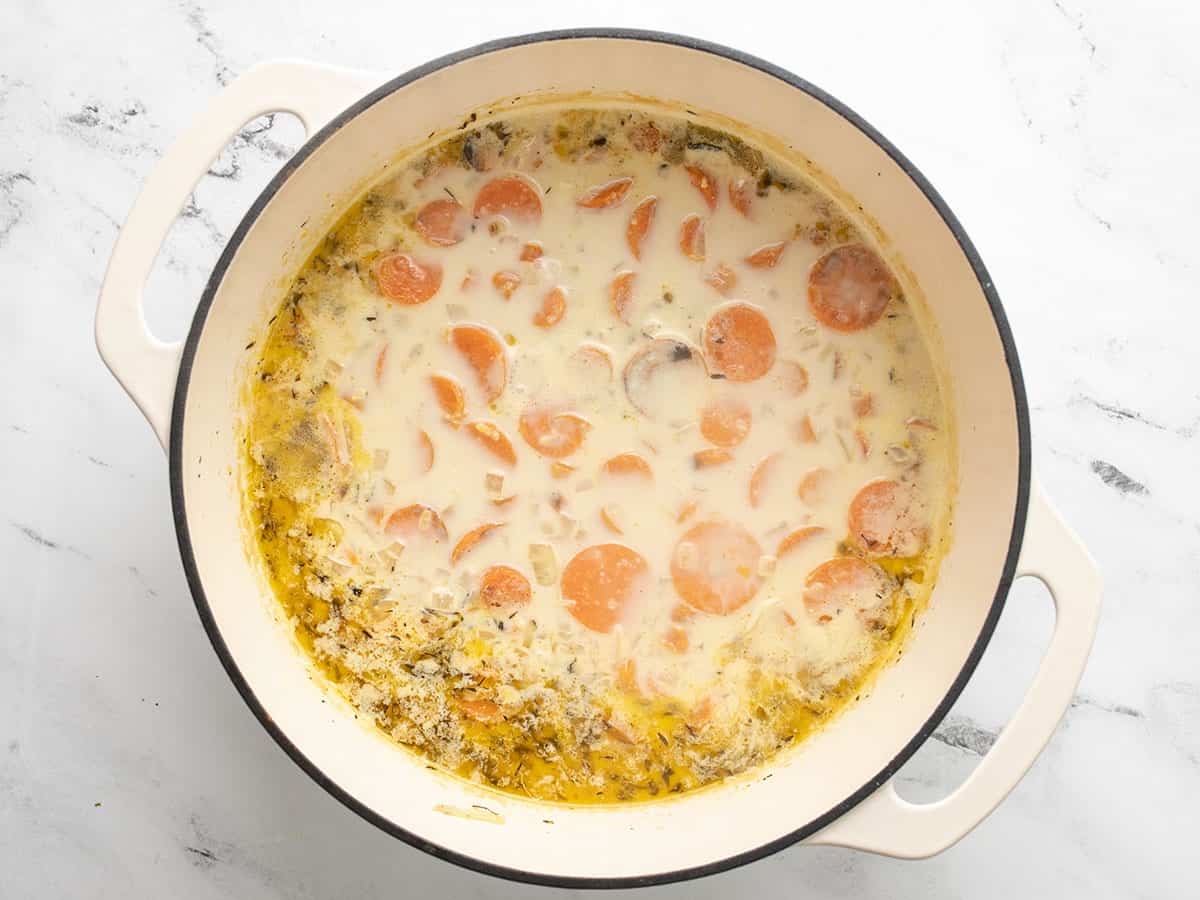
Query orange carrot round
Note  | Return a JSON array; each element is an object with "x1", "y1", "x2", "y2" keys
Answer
[
  {"x1": 703, "y1": 302, "x2": 777, "y2": 382},
  {"x1": 671, "y1": 521, "x2": 763, "y2": 615},
  {"x1": 699, "y1": 396, "x2": 752, "y2": 447},
  {"x1": 609, "y1": 270, "x2": 636, "y2": 324},
  {"x1": 478, "y1": 565, "x2": 531, "y2": 608},
  {"x1": 847, "y1": 478, "x2": 926, "y2": 557},
  {"x1": 679, "y1": 214, "x2": 706, "y2": 261},
  {"x1": 451, "y1": 522, "x2": 504, "y2": 565},
  {"x1": 518, "y1": 405, "x2": 591, "y2": 458},
  {"x1": 627, "y1": 196, "x2": 657, "y2": 260},
  {"x1": 808, "y1": 244, "x2": 898, "y2": 332},
  {"x1": 777, "y1": 526, "x2": 825, "y2": 558},
  {"x1": 492, "y1": 269, "x2": 521, "y2": 300},
  {"x1": 473, "y1": 175, "x2": 543, "y2": 222},
  {"x1": 374, "y1": 252, "x2": 442, "y2": 305},
  {"x1": 463, "y1": 420, "x2": 517, "y2": 466},
  {"x1": 577, "y1": 177, "x2": 634, "y2": 209},
  {"x1": 429, "y1": 373, "x2": 466, "y2": 420},
  {"x1": 384, "y1": 504, "x2": 448, "y2": 543},
  {"x1": 533, "y1": 286, "x2": 567, "y2": 328},
  {"x1": 745, "y1": 240, "x2": 786, "y2": 269},
  {"x1": 729, "y1": 177, "x2": 752, "y2": 217},
  {"x1": 415, "y1": 198, "x2": 468, "y2": 247},
  {"x1": 449, "y1": 324, "x2": 507, "y2": 402},
  {"x1": 684, "y1": 164, "x2": 718, "y2": 210},
  {"x1": 602, "y1": 452, "x2": 653, "y2": 480},
  {"x1": 705, "y1": 263, "x2": 737, "y2": 296},
  {"x1": 562, "y1": 543, "x2": 649, "y2": 633},
  {"x1": 803, "y1": 557, "x2": 891, "y2": 624}
]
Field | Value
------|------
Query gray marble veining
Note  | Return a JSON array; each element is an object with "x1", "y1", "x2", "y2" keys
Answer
[{"x1": 2, "y1": 0, "x2": 1197, "y2": 897}]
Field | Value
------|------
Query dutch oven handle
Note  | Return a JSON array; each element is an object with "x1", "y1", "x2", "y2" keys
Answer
[
  {"x1": 95, "y1": 60, "x2": 375, "y2": 450},
  {"x1": 811, "y1": 481, "x2": 1101, "y2": 857}
]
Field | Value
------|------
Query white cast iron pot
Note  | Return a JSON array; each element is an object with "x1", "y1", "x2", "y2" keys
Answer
[{"x1": 95, "y1": 30, "x2": 1101, "y2": 888}]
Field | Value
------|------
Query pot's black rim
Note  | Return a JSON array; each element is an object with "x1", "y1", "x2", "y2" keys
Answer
[{"x1": 169, "y1": 27, "x2": 1031, "y2": 890}]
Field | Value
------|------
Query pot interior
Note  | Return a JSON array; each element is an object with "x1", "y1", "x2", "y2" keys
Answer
[{"x1": 175, "y1": 34, "x2": 1025, "y2": 883}]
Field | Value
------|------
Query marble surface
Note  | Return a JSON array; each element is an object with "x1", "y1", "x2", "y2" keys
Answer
[{"x1": 2, "y1": 0, "x2": 1197, "y2": 896}]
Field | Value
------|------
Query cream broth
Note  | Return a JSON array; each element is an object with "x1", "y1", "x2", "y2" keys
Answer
[{"x1": 243, "y1": 105, "x2": 953, "y2": 803}]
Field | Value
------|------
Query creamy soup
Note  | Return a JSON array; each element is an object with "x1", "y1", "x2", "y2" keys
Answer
[{"x1": 242, "y1": 104, "x2": 954, "y2": 803}]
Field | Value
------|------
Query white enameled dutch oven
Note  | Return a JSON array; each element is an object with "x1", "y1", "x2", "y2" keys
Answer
[{"x1": 95, "y1": 30, "x2": 1101, "y2": 887}]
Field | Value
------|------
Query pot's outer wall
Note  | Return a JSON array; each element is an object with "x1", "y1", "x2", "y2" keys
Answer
[{"x1": 170, "y1": 30, "x2": 1030, "y2": 887}]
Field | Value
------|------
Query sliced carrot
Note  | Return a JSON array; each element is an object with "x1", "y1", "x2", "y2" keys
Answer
[
  {"x1": 679, "y1": 214, "x2": 706, "y2": 261},
  {"x1": 777, "y1": 525, "x2": 825, "y2": 558},
  {"x1": 460, "y1": 269, "x2": 477, "y2": 291},
  {"x1": 607, "y1": 719, "x2": 637, "y2": 745},
  {"x1": 451, "y1": 522, "x2": 504, "y2": 565},
  {"x1": 569, "y1": 342, "x2": 614, "y2": 383},
  {"x1": 748, "y1": 452, "x2": 781, "y2": 508},
  {"x1": 449, "y1": 323, "x2": 507, "y2": 402},
  {"x1": 626, "y1": 196, "x2": 657, "y2": 260},
  {"x1": 318, "y1": 412, "x2": 347, "y2": 467},
  {"x1": 782, "y1": 610, "x2": 797, "y2": 626},
  {"x1": 520, "y1": 241, "x2": 543, "y2": 262},
  {"x1": 796, "y1": 414, "x2": 817, "y2": 444},
  {"x1": 384, "y1": 504, "x2": 448, "y2": 543},
  {"x1": 671, "y1": 521, "x2": 764, "y2": 615},
  {"x1": 460, "y1": 696, "x2": 503, "y2": 723},
  {"x1": 561, "y1": 543, "x2": 650, "y2": 633},
  {"x1": 518, "y1": 405, "x2": 591, "y2": 458},
  {"x1": 907, "y1": 416, "x2": 937, "y2": 431},
  {"x1": 429, "y1": 373, "x2": 466, "y2": 420},
  {"x1": 848, "y1": 478, "x2": 924, "y2": 556},
  {"x1": 699, "y1": 396, "x2": 752, "y2": 448},
  {"x1": 600, "y1": 506, "x2": 623, "y2": 535},
  {"x1": 703, "y1": 302, "x2": 777, "y2": 382},
  {"x1": 491, "y1": 495, "x2": 516, "y2": 508},
  {"x1": 684, "y1": 164, "x2": 718, "y2": 210},
  {"x1": 417, "y1": 430, "x2": 435, "y2": 472},
  {"x1": 602, "y1": 452, "x2": 653, "y2": 480},
  {"x1": 808, "y1": 243, "x2": 898, "y2": 332},
  {"x1": 492, "y1": 269, "x2": 521, "y2": 300},
  {"x1": 478, "y1": 565, "x2": 532, "y2": 608},
  {"x1": 693, "y1": 448, "x2": 733, "y2": 469},
  {"x1": 705, "y1": 263, "x2": 737, "y2": 296},
  {"x1": 616, "y1": 658, "x2": 640, "y2": 694},
  {"x1": 852, "y1": 391, "x2": 874, "y2": 418},
  {"x1": 623, "y1": 337, "x2": 708, "y2": 420},
  {"x1": 550, "y1": 461, "x2": 575, "y2": 479},
  {"x1": 577, "y1": 177, "x2": 634, "y2": 209},
  {"x1": 803, "y1": 557, "x2": 891, "y2": 624},
  {"x1": 473, "y1": 175, "x2": 543, "y2": 222},
  {"x1": 855, "y1": 426, "x2": 871, "y2": 458},
  {"x1": 729, "y1": 177, "x2": 752, "y2": 217},
  {"x1": 670, "y1": 603, "x2": 696, "y2": 624},
  {"x1": 662, "y1": 627, "x2": 689, "y2": 654},
  {"x1": 745, "y1": 240, "x2": 786, "y2": 269},
  {"x1": 627, "y1": 122, "x2": 662, "y2": 152},
  {"x1": 533, "y1": 286, "x2": 567, "y2": 328},
  {"x1": 374, "y1": 252, "x2": 442, "y2": 305},
  {"x1": 463, "y1": 420, "x2": 517, "y2": 466},
  {"x1": 609, "y1": 270, "x2": 636, "y2": 324},
  {"x1": 375, "y1": 344, "x2": 389, "y2": 385},
  {"x1": 415, "y1": 197, "x2": 468, "y2": 247},
  {"x1": 797, "y1": 466, "x2": 830, "y2": 505},
  {"x1": 778, "y1": 360, "x2": 809, "y2": 395},
  {"x1": 676, "y1": 499, "x2": 699, "y2": 523},
  {"x1": 686, "y1": 696, "x2": 714, "y2": 730}
]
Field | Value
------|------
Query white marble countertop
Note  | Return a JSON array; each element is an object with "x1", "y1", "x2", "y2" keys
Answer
[{"x1": 2, "y1": 0, "x2": 1197, "y2": 896}]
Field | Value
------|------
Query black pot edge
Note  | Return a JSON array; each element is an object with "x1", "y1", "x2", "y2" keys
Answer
[{"x1": 168, "y1": 27, "x2": 1031, "y2": 890}]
